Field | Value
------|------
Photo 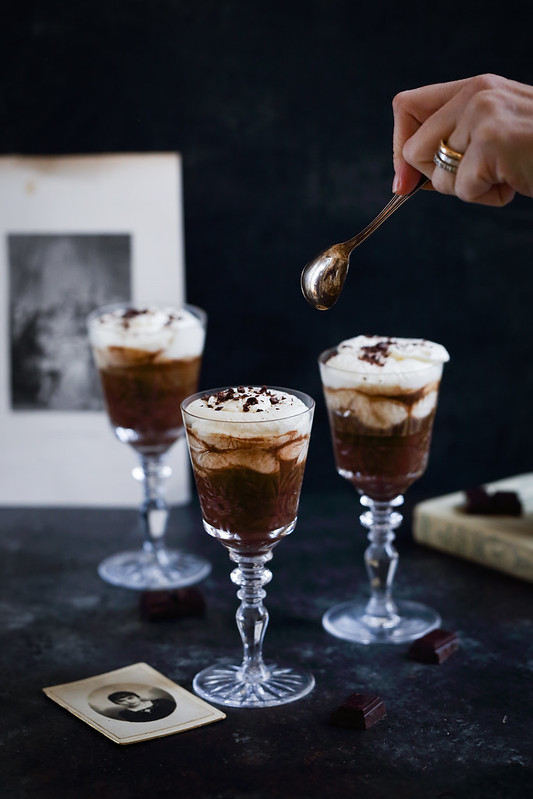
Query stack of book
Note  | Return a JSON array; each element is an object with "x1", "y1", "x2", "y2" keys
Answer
[{"x1": 413, "y1": 473, "x2": 533, "y2": 583}]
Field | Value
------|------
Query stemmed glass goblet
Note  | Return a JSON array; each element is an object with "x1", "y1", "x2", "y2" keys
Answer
[
  {"x1": 182, "y1": 385, "x2": 315, "y2": 708},
  {"x1": 88, "y1": 302, "x2": 211, "y2": 590},
  {"x1": 319, "y1": 336, "x2": 449, "y2": 644}
]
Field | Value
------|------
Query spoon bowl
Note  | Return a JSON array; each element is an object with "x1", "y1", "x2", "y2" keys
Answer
[
  {"x1": 301, "y1": 177, "x2": 428, "y2": 310},
  {"x1": 299, "y1": 243, "x2": 352, "y2": 311}
]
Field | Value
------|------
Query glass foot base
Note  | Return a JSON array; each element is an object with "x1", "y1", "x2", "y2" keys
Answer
[
  {"x1": 193, "y1": 662, "x2": 315, "y2": 708},
  {"x1": 322, "y1": 598, "x2": 441, "y2": 645},
  {"x1": 97, "y1": 549, "x2": 211, "y2": 590}
]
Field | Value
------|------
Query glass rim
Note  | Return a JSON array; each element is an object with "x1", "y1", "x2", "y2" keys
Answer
[
  {"x1": 318, "y1": 346, "x2": 445, "y2": 377},
  {"x1": 181, "y1": 385, "x2": 315, "y2": 422},
  {"x1": 86, "y1": 301, "x2": 207, "y2": 328}
]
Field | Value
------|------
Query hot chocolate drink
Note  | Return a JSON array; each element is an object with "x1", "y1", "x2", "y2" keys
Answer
[
  {"x1": 86, "y1": 302, "x2": 211, "y2": 592},
  {"x1": 182, "y1": 386, "x2": 314, "y2": 555},
  {"x1": 89, "y1": 305, "x2": 205, "y2": 455},
  {"x1": 320, "y1": 336, "x2": 450, "y2": 500},
  {"x1": 183, "y1": 387, "x2": 316, "y2": 707}
]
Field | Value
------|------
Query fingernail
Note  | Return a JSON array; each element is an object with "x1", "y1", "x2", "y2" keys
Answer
[{"x1": 392, "y1": 174, "x2": 400, "y2": 194}]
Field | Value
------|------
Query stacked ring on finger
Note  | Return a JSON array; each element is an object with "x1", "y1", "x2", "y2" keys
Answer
[{"x1": 433, "y1": 139, "x2": 464, "y2": 174}]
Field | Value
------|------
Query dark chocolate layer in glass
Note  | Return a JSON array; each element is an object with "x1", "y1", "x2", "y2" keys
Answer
[
  {"x1": 98, "y1": 351, "x2": 202, "y2": 454},
  {"x1": 327, "y1": 407, "x2": 436, "y2": 500},
  {"x1": 186, "y1": 430, "x2": 309, "y2": 554},
  {"x1": 323, "y1": 383, "x2": 439, "y2": 501}
]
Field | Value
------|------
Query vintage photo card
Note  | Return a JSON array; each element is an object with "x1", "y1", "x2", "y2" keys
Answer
[
  {"x1": 0, "y1": 153, "x2": 190, "y2": 506},
  {"x1": 43, "y1": 662, "x2": 225, "y2": 745}
]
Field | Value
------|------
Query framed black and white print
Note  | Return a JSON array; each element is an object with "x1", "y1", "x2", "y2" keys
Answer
[{"x1": 0, "y1": 153, "x2": 190, "y2": 506}]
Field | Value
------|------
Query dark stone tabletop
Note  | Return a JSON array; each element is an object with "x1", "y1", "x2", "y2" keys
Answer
[{"x1": 1, "y1": 490, "x2": 532, "y2": 799}]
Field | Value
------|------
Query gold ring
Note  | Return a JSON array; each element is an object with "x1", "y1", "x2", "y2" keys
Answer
[
  {"x1": 433, "y1": 139, "x2": 464, "y2": 174},
  {"x1": 439, "y1": 139, "x2": 464, "y2": 162}
]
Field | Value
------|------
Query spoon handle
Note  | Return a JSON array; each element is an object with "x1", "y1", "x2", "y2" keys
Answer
[{"x1": 344, "y1": 175, "x2": 428, "y2": 252}]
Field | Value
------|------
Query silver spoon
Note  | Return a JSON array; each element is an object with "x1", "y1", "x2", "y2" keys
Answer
[{"x1": 301, "y1": 176, "x2": 428, "y2": 310}]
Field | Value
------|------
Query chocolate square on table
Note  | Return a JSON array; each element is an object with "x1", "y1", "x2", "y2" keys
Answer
[
  {"x1": 330, "y1": 692, "x2": 386, "y2": 729},
  {"x1": 408, "y1": 629, "x2": 459, "y2": 664},
  {"x1": 464, "y1": 486, "x2": 522, "y2": 516}
]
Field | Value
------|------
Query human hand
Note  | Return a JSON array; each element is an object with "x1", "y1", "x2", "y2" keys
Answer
[{"x1": 392, "y1": 73, "x2": 533, "y2": 206}]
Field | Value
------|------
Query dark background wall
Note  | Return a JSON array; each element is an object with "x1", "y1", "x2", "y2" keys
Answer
[{"x1": 2, "y1": 0, "x2": 532, "y2": 498}]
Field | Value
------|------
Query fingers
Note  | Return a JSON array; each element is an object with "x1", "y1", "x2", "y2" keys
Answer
[
  {"x1": 394, "y1": 75, "x2": 523, "y2": 206},
  {"x1": 392, "y1": 78, "x2": 470, "y2": 194},
  {"x1": 430, "y1": 136, "x2": 515, "y2": 207},
  {"x1": 430, "y1": 133, "x2": 509, "y2": 206},
  {"x1": 392, "y1": 74, "x2": 526, "y2": 205},
  {"x1": 392, "y1": 97, "x2": 423, "y2": 195},
  {"x1": 453, "y1": 142, "x2": 516, "y2": 206},
  {"x1": 416, "y1": 78, "x2": 519, "y2": 205},
  {"x1": 401, "y1": 84, "x2": 475, "y2": 183},
  {"x1": 391, "y1": 159, "x2": 421, "y2": 197}
]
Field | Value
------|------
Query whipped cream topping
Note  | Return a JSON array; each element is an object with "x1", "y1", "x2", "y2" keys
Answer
[
  {"x1": 321, "y1": 335, "x2": 449, "y2": 393},
  {"x1": 89, "y1": 305, "x2": 205, "y2": 361},
  {"x1": 183, "y1": 386, "x2": 313, "y2": 439}
]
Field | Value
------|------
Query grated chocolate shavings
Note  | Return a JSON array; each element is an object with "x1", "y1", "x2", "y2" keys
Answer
[
  {"x1": 206, "y1": 388, "x2": 237, "y2": 405},
  {"x1": 121, "y1": 308, "x2": 145, "y2": 320},
  {"x1": 164, "y1": 311, "x2": 183, "y2": 326},
  {"x1": 359, "y1": 338, "x2": 393, "y2": 366},
  {"x1": 202, "y1": 386, "x2": 283, "y2": 413},
  {"x1": 116, "y1": 308, "x2": 149, "y2": 328}
]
